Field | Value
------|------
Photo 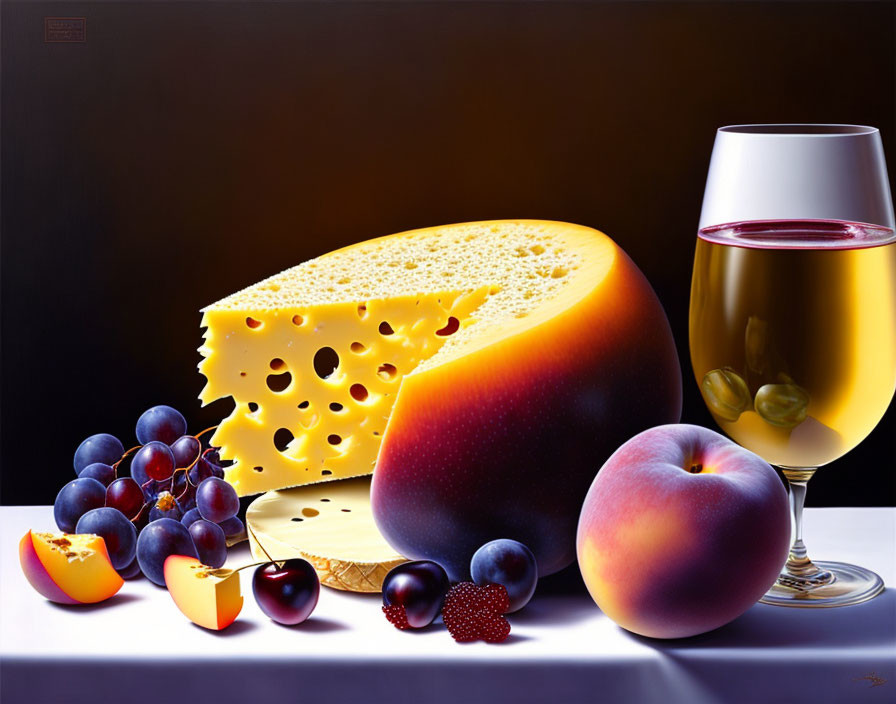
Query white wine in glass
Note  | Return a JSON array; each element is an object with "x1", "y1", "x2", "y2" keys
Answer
[{"x1": 689, "y1": 125, "x2": 895, "y2": 607}]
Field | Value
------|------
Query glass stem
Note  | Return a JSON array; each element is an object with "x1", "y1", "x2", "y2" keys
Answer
[{"x1": 780, "y1": 468, "x2": 829, "y2": 582}]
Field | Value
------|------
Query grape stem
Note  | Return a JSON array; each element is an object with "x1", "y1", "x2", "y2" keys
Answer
[
  {"x1": 111, "y1": 444, "x2": 143, "y2": 480},
  {"x1": 193, "y1": 426, "x2": 218, "y2": 441}
]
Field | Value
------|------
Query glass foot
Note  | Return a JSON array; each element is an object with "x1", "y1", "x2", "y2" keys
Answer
[{"x1": 760, "y1": 560, "x2": 884, "y2": 608}]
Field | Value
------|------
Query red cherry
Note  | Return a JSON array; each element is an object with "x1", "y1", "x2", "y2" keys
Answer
[{"x1": 252, "y1": 559, "x2": 320, "y2": 625}]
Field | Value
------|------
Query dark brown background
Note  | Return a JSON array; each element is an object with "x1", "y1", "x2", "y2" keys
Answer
[{"x1": 2, "y1": 1, "x2": 894, "y2": 505}]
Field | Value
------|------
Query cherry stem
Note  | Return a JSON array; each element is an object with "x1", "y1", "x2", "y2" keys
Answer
[
  {"x1": 231, "y1": 560, "x2": 281, "y2": 574},
  {"x1": 246, "y1": 521, "x2": 282, "y2": 567}
]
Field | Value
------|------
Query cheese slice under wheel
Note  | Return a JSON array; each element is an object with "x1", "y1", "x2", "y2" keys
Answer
[{"x1": 246, "y1": 476, "x2": 406, "y2": 592}]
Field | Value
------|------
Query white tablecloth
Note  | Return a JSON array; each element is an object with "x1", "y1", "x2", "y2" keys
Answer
[{"x1": 1, "y1": 506, "x2": 893, "y2": 704}]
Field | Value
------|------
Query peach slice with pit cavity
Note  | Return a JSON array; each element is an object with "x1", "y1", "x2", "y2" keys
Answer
[{"x1": 19, "y1": 530, "x2": 124, "y2": 604}]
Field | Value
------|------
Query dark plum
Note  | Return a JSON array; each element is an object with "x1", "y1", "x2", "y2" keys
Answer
[
  {"x1": 171, "y1": 435, "x2": 201, "y2": 469},
  {"x1": 252, "y1": 559, "x2": 319, "y2": 625},
  {"x1": 196, "y1": 477, "x2": 239, "y2": 523},
  {"x1": 78, "y1": 462, "x2": 116, "y2": 487},
  {"x1": 188, "y1": 519, "x2": 227, "y2": 568},
  {"x1": 470, "y1": 539, "x2": 538, "y2": 612},
  {"x1": 382, "y1": 560, "x2": 450, "y2": 629},
  {"x1": 136, "y1": 405, "x2": 187, "y2": 445},
  {"x1": 76, "y1": 507, "x2": 138, "y2": 569},
  {"x1": 136, "y1": 518, "x2": 197, "y2": 586},
  {"x1": 54, "y1": 478, "x2": 107, "y2": 533},
  {"x1": 73, "y1": 434, "x2": 124, "y2": 475},
  {"x1": 132, "y1": 441, "x2": 176, "y2": 482},
  {"x1": 106, "y1": 477, "x2": 146, "y2": 520}
]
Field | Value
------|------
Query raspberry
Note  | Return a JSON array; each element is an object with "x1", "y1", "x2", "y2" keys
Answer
[
  {"x1": 441, "y1": 582, "x2": 511, "y2": 643},
  {"x1": 382, "y1": 604, "x2": 411, "y2": 630}
]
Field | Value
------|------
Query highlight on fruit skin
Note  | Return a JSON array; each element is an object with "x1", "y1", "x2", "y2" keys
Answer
[
  {"x1": 164, "y1": 555, "x2": 243, "y2": 630},
  {"x1": 19, "y1": 530, "x2": 124, "y2": 604}
]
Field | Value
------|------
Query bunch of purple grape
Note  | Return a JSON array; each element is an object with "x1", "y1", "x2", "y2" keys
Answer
[{"x1": 55, "y1": 405, "x2": 245, "y2": 586}]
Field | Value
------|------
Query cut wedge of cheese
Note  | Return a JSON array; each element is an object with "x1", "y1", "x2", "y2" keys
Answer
[
  {"x1": 199, "y1": 219, "x2": 614, "y2": 496},
  {"x1": 246, "y1": 477, "x2": 405, "y2": 592}
]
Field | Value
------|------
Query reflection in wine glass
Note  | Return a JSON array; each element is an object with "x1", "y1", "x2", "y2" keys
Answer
[{"x1": 690, "y1": 125, "x2": 896, "y2": 607}]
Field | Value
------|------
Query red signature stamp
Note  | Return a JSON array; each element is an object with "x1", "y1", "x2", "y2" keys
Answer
[{"x1": 44, "y1": 17, "x2": 86, "y2": 43}]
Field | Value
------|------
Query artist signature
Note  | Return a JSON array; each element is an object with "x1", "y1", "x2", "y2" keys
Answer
[{"x1": 853, "y1": 672, "x2": 887, "y2": 688}]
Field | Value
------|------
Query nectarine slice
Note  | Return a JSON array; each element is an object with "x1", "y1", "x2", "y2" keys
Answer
[
  {"x1": 19, "y1": 530, "x2": 124, "y2": 604},
  {"x1": 164, "y1": 555, "x2": 243, "y2": 630}
]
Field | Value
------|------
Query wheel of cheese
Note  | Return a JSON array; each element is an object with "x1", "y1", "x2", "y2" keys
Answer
[
  {"x1": 245, "y1": 477, "x2": 406, "y2": 592},
  {"x1": 199, "y1": 219, "x2": 636, "y2": 496}
]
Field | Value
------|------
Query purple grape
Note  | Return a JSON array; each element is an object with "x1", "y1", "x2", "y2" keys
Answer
[
  {"x1": 196, "y1": 477, "x2": 239, "y2": 523},
  {"x1": 136, "y1": 518, "x2": 197, "y2": 586},
  {"x1": 132, "y1": 441, "x2": 176, "y2": 482},
  {"x1": 190, "y1": 453, "x2": 224, "y2": 484},
  {"x1": 130, "y1": 458, "x2": 149, "y2": 486},
  {"x1": 54, "y1": 478, "x2": 106, "y2": 533},
  {"x1": 382, "y1": 561, "x2": 450, "y2": 628},
  {"x1": 136, "y1": 405, "x2": 187, "y2": 445},
  {"x1": 78, "y1": 462, "x2": 116, "y2": 487},
  {"x1": 188, "y1": 458, "x2": 213, "y2": 485},
  {"x1": 181, "y1": 507, "x2": 202, "y2": 528},
  {"x1": 117, "y1": 557, "x2": 142, "y2": 580},
  {"x1": 73, "y1": 434, "x2": 124, "y2": 475},
  {"x1": 188, "y1": 519, "x2": 227, "y2": 568},
  {"x1": 170, "y1": 435, "x2": 200, "y2": 468},
  {"x1": 105, "y1": 477, "x2": 145, "y2": 520},
  {"x1": 76, "y1": 507, "x2": 138, "y2": 569},
  {"x1": 470, "y1": 539, "x2": 538, "y2": 612},
  {"x1": 149, "y1": 492, "x2": 183, "y2": 522},
  {"x1": 218, "y1": 515, "x2": 244, "y2": 539}
]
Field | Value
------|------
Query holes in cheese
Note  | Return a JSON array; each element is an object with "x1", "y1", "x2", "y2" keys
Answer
[
  {"x1": 199, "y1": 220, "x2": 610, "y2": 497},
  {"x1": 266, "y1": 370, "x2": 292, "y2": 393},
  {"x1": 313, "y1": 347, "x2": 339, "y2": 379},
  {"x1": 246, "y1": 477, "x2": 405, "y2": 592}
]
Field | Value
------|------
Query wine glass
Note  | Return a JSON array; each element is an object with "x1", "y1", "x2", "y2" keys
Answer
[{"x1": 689, "y1": 124, "x2": 896, "y2": 607}]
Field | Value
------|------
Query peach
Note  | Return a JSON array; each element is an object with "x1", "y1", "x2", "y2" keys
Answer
[
  {"x1": 576, "y1": 424, "x2": 789, "y2": 639},
  {"x1": 164, "y1": 555, "x2": 243, "y2": 630},
  {"x1": 19, "y1": 530, "x2": 124, "y2": 604}
]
